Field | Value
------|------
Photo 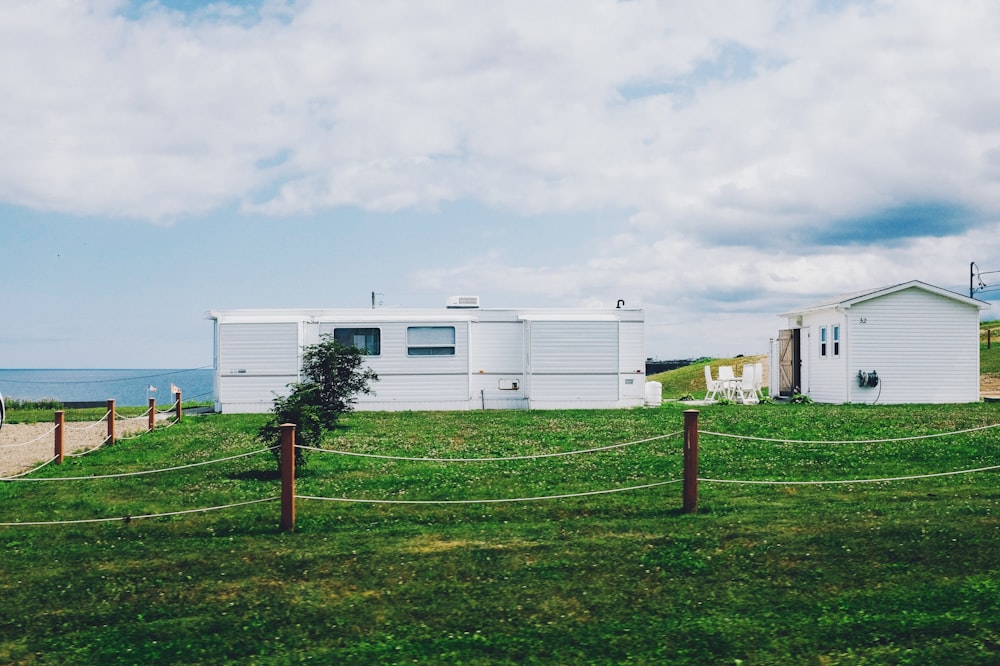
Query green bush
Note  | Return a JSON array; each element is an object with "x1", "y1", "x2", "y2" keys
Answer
[{"x1": 258, "y1": 335, "x2": 377, "y2": 470}]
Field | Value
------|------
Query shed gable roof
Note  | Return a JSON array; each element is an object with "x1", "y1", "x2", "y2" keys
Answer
[{"x1": 779, "y1": 280, "x2": 989, "y2": 317}]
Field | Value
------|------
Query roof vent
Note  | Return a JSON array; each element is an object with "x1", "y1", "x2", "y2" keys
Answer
[{"x1": 447, "y1": 295, "x2": 480, "y2": 309}]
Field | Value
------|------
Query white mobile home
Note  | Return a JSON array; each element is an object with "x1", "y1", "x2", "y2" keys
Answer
[
  {"x1": 771, "y1": 281, "x2": 988, "y2": 404},
  {"x1": 206, "y1": 300, "x2": 646, "y2": 413}
]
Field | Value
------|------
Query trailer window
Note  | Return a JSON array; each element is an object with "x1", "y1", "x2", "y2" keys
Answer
[
  {"x1": 407, "y1": 326, "x2": 455, "y2": 356},
  {"x1": 832, "y1": 324, "x2": 841, "y2": 357},
  {"x1": 819, "y1": 326, "x2": 828, "y2": 357},
  {"x1": 333, "y1": 328, "x2": 381, "y2": 356}
]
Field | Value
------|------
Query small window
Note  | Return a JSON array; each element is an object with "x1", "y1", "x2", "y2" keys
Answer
[
  {"x1": 819, "y1": 326, "x2": 828, "y2": 357},
  {"x1": 333, "y1": 328, "x2": 381, "y2": 356},
  {"x1": 407, "y1": 326, "x2": 455, "y2": 356},
  {"x1": 832, "y1": 325, "x2": 841, "y2": 357}
]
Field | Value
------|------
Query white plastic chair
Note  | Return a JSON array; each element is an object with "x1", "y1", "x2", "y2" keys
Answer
[
  {"x1": 704, "y1": 365, "x2": 722, "y2": 401},
  {"x1": 753, "y1": 362, "x2": 764, "y2": 400},
  {"x1": 718, "y1": 365, "x2": 736, "y2": 400},
  {"x1": 737, "y1": 365, "x2": 759, "y2": 404}
]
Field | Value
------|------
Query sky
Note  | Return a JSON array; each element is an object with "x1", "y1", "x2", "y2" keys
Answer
[{"x1": 3, "y1": 0, "x2": 1000, "y2": 369}]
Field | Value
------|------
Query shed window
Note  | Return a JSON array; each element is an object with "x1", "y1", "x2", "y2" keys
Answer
[
  {"x1": 407, "y1": 326, "x2": 455, "y2": 356},
  {"x1": 832, "y1": 325, "x2": 841, "y2": 357},
  {"x1": 333, "y1": 328, "x2": 381, "y2": 356},
  {"x1": 819, "y1": 326, "x2": 828, "y2": 357}
]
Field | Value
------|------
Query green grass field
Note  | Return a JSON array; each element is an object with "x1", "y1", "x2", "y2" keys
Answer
[{"x1": 2, "y1": 400, "x2": 1000, "y2": 664}]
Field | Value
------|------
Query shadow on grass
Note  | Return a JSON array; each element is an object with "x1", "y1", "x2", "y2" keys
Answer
[{"x1": 229, "y1": 469, "x2": 281, "y2": 482}]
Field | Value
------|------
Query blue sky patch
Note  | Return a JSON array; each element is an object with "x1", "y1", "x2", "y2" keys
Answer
[
  {"x1": 813, "y1": 202, "x2": 975, "y2": 246},
  {"x1": 617, "y1": 42, "x2": 782, "y2": 103}
]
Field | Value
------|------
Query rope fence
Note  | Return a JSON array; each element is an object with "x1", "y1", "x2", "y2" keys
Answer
[
  {"x1": 3, "y1": 447, "x2": 273, "y2": 482},
  {"x1": 0, "y1": 424, "x2": 58, "y2": 448},
  {"x1": 700, "y1": 421, "x2": 1000, "y2": 445},
  {"x1": 2, "y1": 409, "x2": 999, "y2": 530},
  {"x1": 296, "y1": 431, "x2": 683, "y2": 462},
  {"x1": 0, "y1": 392, "x2": 185, "y2": 461},
  {"x1": 0, "y1": 497, "x2": 279, "y2": 526}
]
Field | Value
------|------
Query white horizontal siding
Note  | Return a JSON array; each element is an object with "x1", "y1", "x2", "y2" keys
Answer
[
  {"x1": 529, "y1": 375, "x2": 619, "y2": 402},
  {"x1": 217, "y1": 375, "x2": 294, "y2": 413},
  {"x1": 357, "y1": 374, "x2": 469, "y2": 404},
  {"x1": 469, "y1": 321, "x2": 523, "y2": 374},
  {"x1": 618, "y1": 321, "x2": 646, "y2": 400},
  {"x1": 470, "y1": 374, "x2": 525, "y2": 404},
  {"x1": 218, "y1": 323, "x2": 299, "y2": 375},
  {"x1": 846, "y1": 289, "x2": 979, "y2": 403},
  {"x1": 620, "y1": 375, "x2": 645, "y2": 400},
  {"x1": 529, "y1": 321, "x2": 619, "y2": 374},
  {"x1": 618, "y1": 321, "x2": 645, "y2": 375}
]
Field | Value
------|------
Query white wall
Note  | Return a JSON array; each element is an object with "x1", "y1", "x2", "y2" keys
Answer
[
  {"x1": 845, "y1": 289, "x2": 980, "y2": 404},
  {"x1": 801, "y1": 311, "x2": 849, "y2": 403},
  {"x1": 211, "y1": 308, "x2": 647, "y2": 412},
  {"x1": 216, "y1": 321, "x2": 301, "y2": 413}
]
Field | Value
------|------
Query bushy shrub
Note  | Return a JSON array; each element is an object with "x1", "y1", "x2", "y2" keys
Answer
[{"x1": 258, "y1": 335, "x2": 378, "y2": 471}]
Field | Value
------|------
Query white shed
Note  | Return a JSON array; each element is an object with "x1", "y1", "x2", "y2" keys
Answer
[
  {"x1": 770, "y1": 281, "x2": 988, "y2": 404},
  {"x1": 206, "y1": 301, "x2": 647, "y2": 413}
]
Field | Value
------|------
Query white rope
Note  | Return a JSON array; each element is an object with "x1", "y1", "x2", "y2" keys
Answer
[
  {"x1": 0, "y1": 425, "x2": 58, "y2": 448},
  {"x1": 65, "y1": 411, "x2": 113, "y2": 431},
  {"x1": 297, "y1": 479, "x2": 684, "y2": 505},
  {"x1": 2, "y1": 448, "x2": 274, "y2": 482},
  {"x1": 699, "y1": 462, "x2": 1000, "y2": 486},
  {"x1": 0, "y1": 496, "x2": 280, "y2": 526},
  {"x1": 296, "y1": 431, "x2": 684, "y2": 463},
  {"x1": 115, "y1": 408, "x2": 151, "y2": 421},
  {"x1": 0, "y1": 456, "x2": 60, "y2": 480},
  {"x1": 699, "y1": 421, "x2": 1000, "y2": 445}
]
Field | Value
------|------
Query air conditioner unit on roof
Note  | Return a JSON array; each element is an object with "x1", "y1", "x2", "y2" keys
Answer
[{"x1": 447, "y1": 295, "x2": 480, "y2": 308}]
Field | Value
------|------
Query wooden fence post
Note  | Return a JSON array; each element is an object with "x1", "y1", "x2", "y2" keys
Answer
[
  {"x1": 148, "y1": 398, "x2": 156, "y2": 431},
  {"x1": 683, "y1": 409, "x2": 699, "y2": 514},
  {"x1": 106, "y1": 399, "x2": 116, "y2": 445},
  {"x1": 281, "y1": 423, "x2": 296, "y2": 532},
  {"x1": 174, "y1": 390, "x2": 182, "y2": 423},
  {"x1": 54, "y1": 410, "x2": 64, "y2": 465}
]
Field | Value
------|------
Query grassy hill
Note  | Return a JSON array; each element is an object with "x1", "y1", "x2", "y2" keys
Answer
[{"x1": 649, "y1": 354, "x2": 767, "y2": 400}]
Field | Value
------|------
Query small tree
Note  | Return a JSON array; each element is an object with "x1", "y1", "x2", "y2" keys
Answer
[{"x1": 259, "y1": 335, "x2": 378, "y2": 470}]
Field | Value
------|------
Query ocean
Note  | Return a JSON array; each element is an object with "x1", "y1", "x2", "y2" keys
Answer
[{"x1": 0, "y1": 368, "x2": 214, "y2": 406}]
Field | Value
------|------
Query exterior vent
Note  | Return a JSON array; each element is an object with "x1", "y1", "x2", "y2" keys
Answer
[{"x1": 447, "y1": 295, "x2": 480, "y2": 309}]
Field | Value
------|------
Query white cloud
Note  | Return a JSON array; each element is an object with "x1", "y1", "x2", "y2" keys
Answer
[
  {"x1": 4, "y1": 1, "x2": 1000, "y2": 225},
  {"x1": 3, "y1": 0, "x2": 1000, "y2": 362}
]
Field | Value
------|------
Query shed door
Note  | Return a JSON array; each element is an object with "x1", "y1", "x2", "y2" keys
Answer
[{"x1": 777, "y1": 328, "x2": 801, "y2": 396}]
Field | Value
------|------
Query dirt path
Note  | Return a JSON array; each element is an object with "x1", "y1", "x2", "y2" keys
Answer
[
  {"x1": 0, "y1": 417, "x2": 153, "y2": 478},
  {"x1": 982, "y1": 374, "x2": 1000, "y2": 398}
]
